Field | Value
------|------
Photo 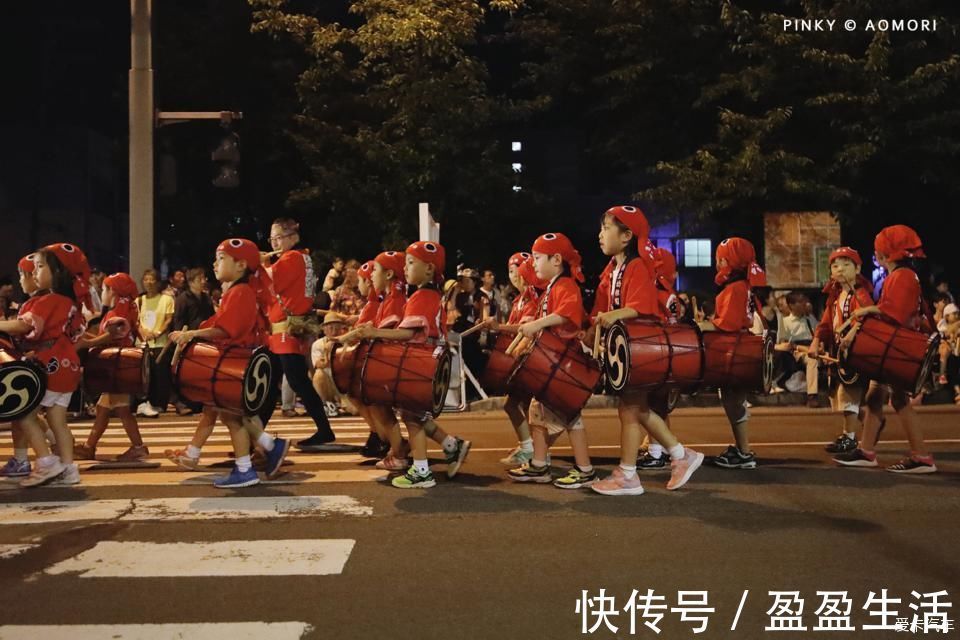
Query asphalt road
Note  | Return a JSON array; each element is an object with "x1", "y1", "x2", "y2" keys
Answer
[{"x1": 0, "y1": 406, "x2": 957, "y2": 639}]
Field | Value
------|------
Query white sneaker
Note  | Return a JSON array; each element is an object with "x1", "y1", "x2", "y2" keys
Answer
[
  {"x1": 137, "y1": 402, "x2": 159, "y2": 418},
  {"x1": 20, "y1": 459, "x2": 66, "y2": 488},
  {"x1": 50, "y1": 463, "x2": 81, "y2": 486}
]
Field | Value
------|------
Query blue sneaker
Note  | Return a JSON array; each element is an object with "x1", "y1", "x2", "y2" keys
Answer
[
  {"x1": 213, "y1": 466, "x2": 260, "y2": 489},
  {"x1": 0, "y1": 458, "x2": 31, "y2": 478},
  {"x1": 264, "y1": 437, "x2": 290, "y2": 480}
]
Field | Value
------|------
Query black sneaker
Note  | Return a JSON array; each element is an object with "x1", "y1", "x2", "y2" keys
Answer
[
  {"x1": 445, "y1": 438, "x2": 471, "y2": 479},
  {"x1": 637, "y1": 451, "x2": 669, "y2": 470},
  {"x1": 360, "y1": 432, "x2": 388, "y2": 458},
  {"x1": 825, "y1": 433, "x2": 858, "y2": 454},
  {"x1": 712, "y1": 445, "x2": 757, "y2": 469},
  {"x1": 296, "y1": 431, "x2": 337, "y2": 452},
  {"x1": 833, "y1": 448, "x2": 878, "y2": 467},
  {"x1": 886, "y1": 456, "x2": 937, "y2": 474}
]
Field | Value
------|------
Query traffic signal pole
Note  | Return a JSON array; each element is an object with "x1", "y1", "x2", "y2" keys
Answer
[{"x1": 129, "y1": 0, "x2": 154, "y2": 279}]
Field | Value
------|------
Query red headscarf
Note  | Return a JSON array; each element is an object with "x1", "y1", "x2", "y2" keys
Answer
[
  {"x1": 41, "y1": 243, "x2": 93, "y2": 312},
  {"x1": 653, "y1": 247, "x2": 677, "y2": 291},
  {"x1": 715, "y1": 237, "x2": 766, "y2": 287},
  {"x1": 508, "y1": 252, "x2": 531, "y2": 269},
  {"x1": 101, "y1": 272, "x2": 140, "y2": 339},
  {"x1": 532, "y1": 232, "x2": 585, "y2": 283},
  {"x1": 358, "y1": 260, "x2": 375, "y2": 282},
  {"x1": 375, "y1": 251, "x2": 407, "y2": 278},
  {"x1": 874, "y1": 225, "x2": 925, "y2": 262},
  {"x1": 518, "y1": 255, "x2": 548, "y2": 289},
  {"x1": 18, "y1": 253, "x2": 36, "y2": 274},
  {"x1": 216, "y1": 238, "x2": 274, "y2": 310},
  {"x1": 406, "y1": 241, "x2": 445, "y2": 284}
]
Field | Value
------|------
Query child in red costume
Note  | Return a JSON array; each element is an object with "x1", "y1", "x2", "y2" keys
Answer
[
  {"x1": 588, "y1": 207, "x2": 703, "y2": 496},
  {"x1": 806, "y1": 247, "x2": 875, "y2": 455},
  {"x1": 74, "y1": 272, "x2": 150, "y2": 462},
  {"x1": 0, "y1": 243, "x2": 91, "y2": 487},
  {"x1": 833, "y1": 225, "x2": 937, "y2": 473},
  {"x1": 699, "y1": 237, "x2": 767, "y2": 470},
  {"x1": 170, "y1": 239, "x2": 290, "y2": 488}
]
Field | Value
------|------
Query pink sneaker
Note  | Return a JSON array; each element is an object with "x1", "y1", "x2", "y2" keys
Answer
[
  {"x1": 667, "y1": 448, "x2": 704, "y2": 491},
  {"x1": 591, "y1": 467, "x2": 645, "y2": 496},
  {"x1": 376, "y1": 455, "x2": 410, "y2": 471}
]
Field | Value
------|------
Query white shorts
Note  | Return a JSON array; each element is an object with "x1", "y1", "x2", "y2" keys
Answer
[
  {"x1": 528, "y1": 399, "x2": 584, "y2": 436},
  {"x1": 40, "y1": 390, "x2": 73, "y2": 409}
]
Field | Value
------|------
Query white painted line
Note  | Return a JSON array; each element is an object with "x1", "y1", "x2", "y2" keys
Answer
[
  {"x1": 46, "y1": 539, "x2": 355, "y2": 577},
  {"x1": 0, "y1": 469, "x2": 387, "y2": 492},
  {"x1": 0, "y1": 496, "x2": 371, "y2": 524},
  {"x1": 0, "y1": 500, "x2": 131, "y2": 524},
  {"x1": 464, "y1": 438, "x2": 960, "y2": 454},
  {"x1": 0, "y1": 543, "x2": 37, "y2": 559},
  {"x1": 72, "y1": 452, "x2": 366, "y2": 465},
  {"x1": 0, "y1": 622, "x2": 313, "y2": 639},
  {"x1": 70, "y1": 426, "x2": 372, "y2": 436},
  {"x1": 125, "y1": 496, "x2": 372, "y2": 519}
]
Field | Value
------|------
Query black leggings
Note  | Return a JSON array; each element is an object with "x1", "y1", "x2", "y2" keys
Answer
[{"x1": 277, "y1": 352, "x2": 334, "y2": 438}]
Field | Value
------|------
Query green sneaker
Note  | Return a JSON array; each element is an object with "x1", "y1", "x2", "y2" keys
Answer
[
  {"x1": 391, "y1": 467, "x2": 437, "y2": 489},
  {"x1": 444, "y1": 438, "x2": 471, "y2": 479},
  {"x1": 499, "y1": 446, "x2": 534, "y2": 466},
  {"x1": 553, "y1": 466, "x2": 597, "y2": 489}
]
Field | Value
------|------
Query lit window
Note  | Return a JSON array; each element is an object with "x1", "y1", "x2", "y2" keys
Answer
[
  {"x1": 512, "y1": 163, "x2": 522, "y2": 173},
  {"x1": 511, "y1": 141, "x2": 522, "y2": 152},
  {"x1": 683, "y1": 239, "x2": 711, "y2": 267}
]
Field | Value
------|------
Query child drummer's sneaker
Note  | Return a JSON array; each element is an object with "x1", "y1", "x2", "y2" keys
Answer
[
  {"x1": 0, "y1": 458, "x2": 31, "y2": 478},
  {"x1": 50, "y1": 463, "x2": 81, "y2": 486},
  {"x1": 213, "y1": 466, "x2": 260, "y2": 488},
  {"x1": 637, "y1": 450, "x2": 669, "y2": 470},
  {"x1": 165, "y1": 448, "x2": 201, "y2": 471},
  {"x1": 592, "y1": 467, "x2": 644, "y2": 496},
  {"x1": 833, "y1": 448, "x2": 878, "y2": 468},
  {"x1": 19, "y1": 457, "x2": 66, "y2": 488},
  {"x1": 391, "y1": 467, "x2": 437, "y2": 489},
  {"x1": 508, "y1": 462, "x2": 553, "y2": 483},
  {"x1": 553, "y1": 465, "x2": 597, "y2": 489},
  {"x1": 499, "y1": 446, "x2": 534, "y2": 466},
  {"x1": 115, "y1": 445, "x2": 149, "y2": 462},
  {"x1": 445, "y1": 438, "x2": 471, "y2": 479},
  {"x1": 712, "y1": 445, "x2": 757, "y2": 469},
  {"x1": 376, "y1": 455, "x2": 410, "y2": 471},
  {"x1": 886, "y1": 454, "x2": 937, "y2": 474},
  {"x1": 263, "y1": 437, "x2": 290, "y2": 480},
  {"x1": 667, "y1": 448, "x2": 704, "y2": 491},
  {"x1": 825, "y1": 433, "x2": 858, "y2": 454}
]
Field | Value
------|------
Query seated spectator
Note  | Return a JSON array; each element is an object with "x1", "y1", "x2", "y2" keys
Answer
[
  {"x1": 775, "y1": 291, "x2": 820, "y2": 406},
  {"x1": 937, "y1": 303, "x2": 960, "y2": 394},
  {"x1": 330, "y1": 266, "x2": 363, "y2": 316},
  {"x1": 310, "y1": 313, "x2": 354, "y2": 415}
]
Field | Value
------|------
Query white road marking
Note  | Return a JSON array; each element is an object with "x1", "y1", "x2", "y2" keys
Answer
[
  {"x1": 46, "y1": 539, "x2": 355, "y2": 577},
  {"x1": 0, "y1": 496, "x2": 371, "y2": 525},
  {"x1": 0, "y1": 543, "x2": 37, "y2": 559},
  {"x1": 0, "y1": 622, "x2": 313, "y2": 639}
]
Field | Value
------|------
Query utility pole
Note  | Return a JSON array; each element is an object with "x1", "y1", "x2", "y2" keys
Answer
[{"x1": 129, "y1": 0, "x2": 154, "y2": 278}]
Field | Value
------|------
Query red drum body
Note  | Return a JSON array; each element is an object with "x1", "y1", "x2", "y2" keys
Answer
[
  {"x1": 603, "y1": 320, "x2": 703, "y2": 393},
  {"x1": 0, "y1": 333, "x2": 47, "y2": 422},
  {"x1": 331, "y1": 341, "x2": 371, "y2": 399},
  {"x1": 508, "y1": 331, "x2": 601, "y2": 422},
  {"x1": 840, "y1": 316, "x2": 939, "y2": 395},
  {"x1": 481, "y1": 331, "x2": 522, "y2": 396},
  {"x1": 174, "y1": 341, "x2": 277, "y2": 416},
  {"x1": 334, "y1": 340, "x2": 452, "y2": 417},
  {"x1": 84, "y1": 347, "x2": 151, "y2": 396},
  {"x1": 701, "y1": 331, "x2": 774, "y2": 393}
]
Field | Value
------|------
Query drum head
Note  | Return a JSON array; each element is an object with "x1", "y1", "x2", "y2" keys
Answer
[
  {"x1": 0, "y1": 361, "x2": 48, "y2": 422},
  {"x1": 761, "y1": 331, "x2": 775, "y2": 394},
  {"x1": 835, "y1": 347, "x2": 860, "y2": 386},
  {"x1": 431, "y1": 348, "x2": 453, "y2": 417},
  {"x1": 603, "y1": 322, "x2": 631, "y2": 393},
  {"x1": 242, "y1": 347, "x2": 277, "y2": 415}
]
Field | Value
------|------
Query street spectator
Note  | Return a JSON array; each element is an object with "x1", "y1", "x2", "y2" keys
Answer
[
  {"x1": 322, "y1": 257, "x2": 345, "y2": 292},
  {"x1": 330, "y1": 266, "x2": 363, "y2": 316},
  {"x1": 163, "y1": 269, "x2": 186, "y2": 298},
  {"x1": 171, "y1": 267, "x2": 215, "y2": 415},
  {"x1": 936, "y1": 278, "x2": 954, "y2": 304},
  {"x1": 774, "y1": 291, "x2": 820, "y2": 406},
  {"x1": 136, "y1": 268, "x2": 175, "y2": 417},
  {"x1": 0, "y1": 275, "x2": 16, "y2": 319}
]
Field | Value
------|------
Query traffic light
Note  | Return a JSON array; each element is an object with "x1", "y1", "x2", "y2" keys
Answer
[{"x1": 212, "y1": 125, "x2": 240, "y2": 189}]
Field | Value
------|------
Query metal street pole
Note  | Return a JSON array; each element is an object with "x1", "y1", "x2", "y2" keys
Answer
[{"x1": 129, "y1": 0, "x2": 154, "y2": 278}]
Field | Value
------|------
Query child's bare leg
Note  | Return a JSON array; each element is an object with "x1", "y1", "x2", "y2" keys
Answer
[
  {"x1": 531, "y1": 425, "x2": 549, "y2": 465},
  {"x1": 566, "y1": 427, "x2": 592, "y2": 469},
  {"x1": 116, "y1": 406, "x2": 144, "y2": 447},
  {"x1": 191, "y1": 407, "x2": 218, "y2": 449},
  {"x1": 45, "y1": 406, "x2": 73, "y2": 464},
  {"x1": 20, "y1": 411, "x2": 51, "y2": 458},
  {"x1": 504, "y1": 395, "x2": 531, "y2": 441},
  {"x1": 84, "y1": 405, "x2": 112, "y2": 449}
]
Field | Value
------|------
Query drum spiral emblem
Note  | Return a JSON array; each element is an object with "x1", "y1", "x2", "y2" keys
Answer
[
  {"x1": 761, "y1": 334, "x2": 776, "y2": 394},
  {"x1": 604, "y1": 324, "x2": 630, "y2": 392},
  {"x1": 243, "y1": 351, "x2": 274, "y2": 414},
  {"x1": 0, "y1": 365, "x2": 45, "y2": 421}
]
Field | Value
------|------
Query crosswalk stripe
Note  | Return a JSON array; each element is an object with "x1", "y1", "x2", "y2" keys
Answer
[
  {"x1": 0, "y1": 543, "x2": 37, "y2": 558},
  {"x1": 0, "y1": 469, "x2": 387, "y2": 491},
  {"x1": 69, "y1": 452, "x2": 367, "y2": 465},
  {"x1": 70, "y1": 425, "x2": 372, "y2": 435},
  {"x1": 0, "y1": 496, "x2": 372, "y2": 524},
  {"x1": 0, "y1": 622, "x2": 313, "y2": 639},
  {"x1": 56, "y1": 436, "x2": 369, "y2": 446},
  {"x1": 45, "y1": 539, "x2": 355, "y2": 577}
]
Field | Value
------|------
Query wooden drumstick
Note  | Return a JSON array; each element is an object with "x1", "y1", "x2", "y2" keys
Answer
[
  {"x1": 794, "y1": 344, "x2": 840, "y2": 365},
  {"x1": 168, "y1": 325, "x2": 189, "y2": 369},
  {"x1": 505, "y1": 331, "x2": 525, "y2": 357},
  {"x1": 458, "y1": 320, "x2": 490, "y2": 339},
  {"x1": 593, "y1": 324, "x2": 603, "y2": 358}
]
